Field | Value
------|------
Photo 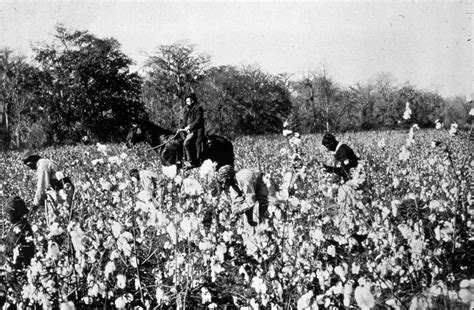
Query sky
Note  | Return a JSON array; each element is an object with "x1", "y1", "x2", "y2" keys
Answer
[{"x1": 0, "y1": 1, "x2": 472, "y2": 99}]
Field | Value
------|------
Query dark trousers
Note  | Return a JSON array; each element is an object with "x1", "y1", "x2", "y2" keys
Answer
[{"x1": 183, "y1": 132, "x2": 197, "y2": 163}]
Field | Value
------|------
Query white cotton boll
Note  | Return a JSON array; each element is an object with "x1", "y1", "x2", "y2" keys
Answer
[
  {"x1": 311, "y1": 228, "x2": 325, "y2": 243},
  {"x1": 82, "y1": 296, "x2": 91, "y2": 305},
  {"x1": 162, "y1": 165, "x2": 177, "y2": 179},
  {"x1": 104, "y1": 261, "x2": 116, "y2": 279},
  {"x1": 199, "y1": 240, "x2": 213, "y2": 251},
  {"x1": 215, "y1": 243, "x2": 227, "y2": 262},
  {"x1": 40, "y1": 293, "x2": 52, "y2": 309},
  {"x1": 174, "y1": 175, "x2": 183, "y2": 184},
  {"x1": 156, "y1": 287, "x2": 168, "y2": 305},
  {"x1": 183, "y1": 178, "x2": 203, "y2": 196},
  {"x1": 111, "y1": 221, "x2": 122, "y2": 238},
  {"x1": 46, "y1": 241, "x2": 60, "y2": 260},
  {"x1": 110, "y1": 250, "x2": 120, "y2": 260},
  {"x1": 137, "y1": 190, "x2": 152, "y2": 203},
  {"x1": 60, "y1": 302, "x2": 70, "y2": 310},
  {"x1": 283, "y1": 120, "x2": 289, "y2": 128},
  {"x1": 130, "y1": 256, "x2": 138, "y2": 268},
  {"x1": 70, "y1": 225, "x2": 84, "y2": 256},
  {"x1": 449, "y1": 123, "x2": 458, "y2": 136},
  {"x1": 343, "y1": 281, "x2": 353, "y2": 307},
  {"x1": 166, "y1": 223, "x2": 177, "y2": 244},
  {"x1": 334, "y1": 266, "x2": 346, "y2": 282},
  {"x1": 250, "y1": 298, "x2": 259, "y2": 310},
  {"x1": 199, "y1": 160, "x2": 216, "y2": 179},
  {"x1": 108, "y1": 156, "x2": 120, "y2": 164},
  {"x1": 354, "y1": 284, "x2": 375, "y2": 309},
  {"x1": 460, "y1": 279, "x2": 470, "y2": 289},
  {"x1": 115, "y1": 296, "x2": 127, "y2": 309},
  {"x1": 180, "y1": 217, "x2": 192, "y2": 236},
  {"x1": 398, "y1": 146, "x2": 410, "y2": 161},
  {"x1": 458, "y1": 288, "x2": 471, "y2": 303},
  {"x1": 385, "y1": 298, "x2": 401, "y2": 310},
  {"x1": 91, "y1": 158, "x2": 104, "y2": 166},
  {"x1": 327, "y1": 245, "x2": 336, "y2": 257},
  {"x1": 283, "y1": 129, "x2": 293, "y2": 136},
  {"x1": 297, "y1": 291, "x2": 314, "y2": 309},
  {"x1": 118, "y1": 181, "x2": 128, "y2": 191},
  {"x1": 88, "y1": 283, "x2": 99, "y2": 297},
  {"x1": 289, "y1": 136, "x2": 301, "y2": 148},
  {"x1": 49, "y1": 222, "x2": 64, "y2": 236},
  {"x1": 97, "y1": 143, "x2": 108, "y2": 155},
  {"x1": 55, "y1": 171, "x2": 65, "y2": 180},
  {"x1": 332, "y1": 282, "x2": 344, "y2": 295},
  {"x1": 409, "y1": 296, "x2": 430, "y2": 310},
  {"x1": 222, "y1": 231, "x2": 233, "y2": 243},
  {"x1": 251, "y1": 276, "x2": 267, "y2": 295},
  {"x1": 201, "y1": 287, "x2": 212, "y2": 304},
  {"x1": 116, "y1": 274, "x2": 126, "y2": 289}
]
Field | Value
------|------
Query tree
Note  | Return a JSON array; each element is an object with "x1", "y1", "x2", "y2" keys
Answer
[
  {"x1": 442, "y1": 96, "x2": 471, "y2": 127},
  {"x1": 142, "y1": 42, "x2": 211, "y2": 129},
  {"x1": 34, "y1": 26, "x2": 144, "y2": 142},
  {"x1": 291, "y1": 69, "x2": 339, "y2": 133},
  {"x1": 0, "y1": 48, "x2": 44, "y2": 149},
  {"x1": 200, "y1": 65, "x2": 292, "y2": 136}
]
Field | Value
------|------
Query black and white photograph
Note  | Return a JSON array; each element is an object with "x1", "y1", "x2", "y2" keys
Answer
[{"x1": 0, "y1": 1, "x2": 473, "y2": 309}]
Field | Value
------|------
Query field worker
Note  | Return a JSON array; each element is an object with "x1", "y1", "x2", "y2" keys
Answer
[
  {"x1": 178, "y1": 93, "x2": 205, "y2": 169},
  {"x1": 4, "y1": 196, "x2": 35, "y2": 270},
  {"x1": 129, "y1": 169, "x2": 161, "y2": 199},
  {"x1": 23, "y1": 155, "x2": 74, "y2": 212},
  {"x1": 321, "y1": 133, "x2": 359, "y2": 182},
  {"x1": 213, "y1": 165, "x2": 270, "y2": 227}
]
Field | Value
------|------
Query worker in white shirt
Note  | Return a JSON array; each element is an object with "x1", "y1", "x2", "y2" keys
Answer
[
  {"x1": 129, "y1": 169, "x2": 161, "y2": 200},
  {"x1": 212, "y1": 165, "x2": 270, "y2": 227}
]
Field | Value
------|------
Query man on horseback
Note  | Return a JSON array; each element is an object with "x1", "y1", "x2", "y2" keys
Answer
[{"x1": 179, "y1": 93, "x2": 205, "y2": 169}]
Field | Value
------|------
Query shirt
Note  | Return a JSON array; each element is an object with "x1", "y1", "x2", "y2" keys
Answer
[
  {"x1": 229, "y1": 169, "x2": 268, "y2": 210},
  {"x1": 139, "y1": 170, "x2": 160, "y2": 196},
  {"x1": 34, "y1": 159, "x2": 60, "y2": 206}
]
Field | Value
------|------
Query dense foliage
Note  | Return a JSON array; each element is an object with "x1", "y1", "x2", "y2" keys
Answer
[
  {"x1": 0, "y1": 127, "x2": 472, "y2": 309},
  {"x1": 1, "y1": 31, "x2": 472, "y2": 149},
  {"x1": 34, "y1": 26, "x2": 144, "y2": 143},
  {"x1": 1, "y1": 26, "x2": 144, "y2": 148}
]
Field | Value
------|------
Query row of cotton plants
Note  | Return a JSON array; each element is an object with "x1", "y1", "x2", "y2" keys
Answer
[{"x1": 0, "y1": 122, "x2": 472, "y2": 309}]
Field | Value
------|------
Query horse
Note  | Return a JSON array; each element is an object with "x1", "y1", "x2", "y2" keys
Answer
[{"x1": 126, "y1": 120, "x2": 234, "y2": 170}]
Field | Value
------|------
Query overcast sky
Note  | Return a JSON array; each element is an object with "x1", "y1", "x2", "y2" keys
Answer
[{"x1": 1, "y1": 1, "x2": 472, "y2": 99}]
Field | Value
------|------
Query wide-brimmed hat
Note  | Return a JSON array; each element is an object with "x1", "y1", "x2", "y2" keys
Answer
[{"x1": 185, "y1": 93, "x2": 198, "y2": 102}]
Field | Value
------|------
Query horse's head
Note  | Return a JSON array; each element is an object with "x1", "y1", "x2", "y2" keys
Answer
[{"x1": 126, "y1": 123, "x2": 144, "y2": 148}]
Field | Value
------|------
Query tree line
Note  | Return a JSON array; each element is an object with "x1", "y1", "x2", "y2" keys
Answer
[{"x1": 0, "y1": 26, "x2": 471, "y2": 150}]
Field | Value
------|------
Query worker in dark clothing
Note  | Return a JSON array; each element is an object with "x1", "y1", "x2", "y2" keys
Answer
[
  {"x1": 321, "y1": 133, "x2": 359, "y2": 182},
  {"x1": 4, "y1": 196, "x2": 35, "y2": 270}
]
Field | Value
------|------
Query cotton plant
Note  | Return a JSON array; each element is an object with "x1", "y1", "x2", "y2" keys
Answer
[{"x1": 0, "y1": 129, "x2": 471, "y2": 308}]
